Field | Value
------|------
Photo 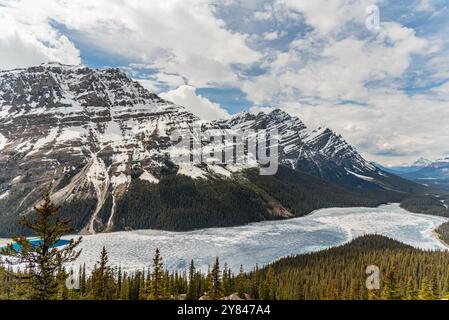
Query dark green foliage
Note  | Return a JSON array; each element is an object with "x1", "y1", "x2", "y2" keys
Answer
[
  {"x1": 0, "y1": 165, "x2": 434, "y2": 235},
  {"x1": 108, "y1": 166, "x2": 411, "y2": 232},
  {"x1": 436, "y1": 221, "x2": 449, "y2": 246},
  {"x1": 113, "y1": 175, "x2": 273, "y2": 231},
  {"x1": 97, "y1": 194, "x2": 113, "y2": 226},
  {"x1": 246, "y1": 166, "x2": 405, "y2": 217},
  {"x1": 58, "y1": 198, "x2": 97, "y2": 231},
  {"x1": 89, "y1": 247, "x2": 115, "y2": 300},
  {"x1": 251, "y1": 235, "x2": 448, "y2": 300},
  {"x1": 1, "y1": 235, "x2": 449, "y2": 300},
  {"x1": 208, "y1": 257, "x2": 222, "y2": 299},
  {"x1": 0, "y1": 193, "x2": 82, "y2": 300},
  {"x1": 401, "y1": 195, "x2": 449, "y2": 217}
]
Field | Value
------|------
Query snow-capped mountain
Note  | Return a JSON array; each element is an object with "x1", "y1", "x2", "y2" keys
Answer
[
  {"x1": 379, "y1": 157, "x2": 434, "y2": 175},
  {"x1": 214, "y1": 110, "x2": 407, "y2": 189},
  {"x1": 379, "y1": 156, "x2": 449, "y2": 187},
  {"x1": 0, "y1": 63, "x2": 422, "y2": 236},
  {"x1": 400, "y1": 157, "x2": 449, "y2": 185},
  {"x1": 412, "y1": 157, "x2": 433, "y2": 168},
  {"x1": 0, "y1": 63, "x2": 206, "y2": 233}
]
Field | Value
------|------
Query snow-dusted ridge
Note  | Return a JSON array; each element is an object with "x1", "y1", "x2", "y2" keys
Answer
[{"x1": 0, "y1": 63, "x2": 409, "y2": 235}]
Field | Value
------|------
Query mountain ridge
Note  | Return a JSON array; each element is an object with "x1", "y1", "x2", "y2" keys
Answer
[{"x1": 0, "y1": 63, "x2": 425, "y2": 236}]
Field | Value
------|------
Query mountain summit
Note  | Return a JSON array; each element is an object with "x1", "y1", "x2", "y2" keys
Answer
[{"x1": 0, "y1": 64, "x2": 422, "y2": 236}]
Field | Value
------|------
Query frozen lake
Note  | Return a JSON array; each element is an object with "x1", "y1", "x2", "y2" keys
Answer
[{"x1": 1, "y1": 204, "x2": 447, "y2": 273}]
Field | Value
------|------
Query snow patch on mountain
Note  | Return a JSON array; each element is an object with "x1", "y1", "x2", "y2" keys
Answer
[
  {"x1": 346, "y1": 169, "x2": 375, "y2": 181},
  {"x1": 0, "y1": 133, "x2": 7, "y2": 151},
  {"x1": 0, "y1": 190, "x2": 9, "y2": 200},
  {"x1": 208, "y1": 165, "x2": 232, "y2": 177},
  {"x1": 177, "y1": 163, "x2": 207, "y2": 179},
  {"x1": 139, "y1": 170, "x2": 159, "y2": 184}
]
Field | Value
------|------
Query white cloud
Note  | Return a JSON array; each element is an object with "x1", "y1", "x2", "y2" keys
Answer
[
  {"x1": 1, "y1": 0, "x2": 448, "y2": 165},
  {"x1": 135, "y1": 79, "x2": 160, "y2": 93},
  {"x1": 278, "y1": 0, "x2": 381, "y2": 35},
  {"x1": 277, "y1": 89, "x2": 449, "y2": 166},
  {"x1": 240, "y1": 1, "x2": 447, "y2": 165},
  {"x1": 160, "y1": 85, "x2": 230, "y2": 121},
  {"x1": 263, "y1": 31, "x2": 280, "y2": 41},
  {"x1": 0, "y1": 0, "x2": 260, "y2": 86},
  {"x1": 0, "y1": 3, "x2": 80, "y2": 70},
  {"x1": 244, "y1": 22, "x2": 428, "y2": 104},
  {"x1": 431, "y1": 81, "x2": 449, "y2": 98},
  {"x1": 254, "y1": 11, "x2": 272, "y2": 20},
  {"x1": 249, "y1": 106, "x2": 275, "y2": 114},
  {"x1": 416, "y1": 0, "x2": 433, "y2": 12}
]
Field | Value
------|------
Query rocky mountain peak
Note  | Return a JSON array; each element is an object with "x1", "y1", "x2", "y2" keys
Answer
[{"x1": 0, "y1": 64, "x2": 402, "y2": 236}]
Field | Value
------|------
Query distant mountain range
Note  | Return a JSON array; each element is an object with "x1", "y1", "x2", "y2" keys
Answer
[
  {"x1": 0, "y1": 63, "x2": 426, "y2": 236},
  {"x1": 378, "y1": 157, "x2": 449, "y2": 187}
]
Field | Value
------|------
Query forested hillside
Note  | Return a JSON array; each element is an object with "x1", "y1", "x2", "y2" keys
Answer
[
  {"x1": 2, "y1": 235, "x2": 449, "y2": 300},
  {"x1": 101, "y1": 166, "x2": 409, "y2": 232}
]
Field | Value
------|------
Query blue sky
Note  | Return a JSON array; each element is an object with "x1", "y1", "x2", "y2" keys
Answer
[{"x1": 0, "y1": 0, "x2": 448, "y2": 165}]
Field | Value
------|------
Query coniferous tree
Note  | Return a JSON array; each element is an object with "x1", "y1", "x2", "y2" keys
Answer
[
  {"x1": 233, "y1": 265, "x2": 246, "y2": 298},
  {"x1": 367, "y1": 289, "x2": 378, "y2": 300},
  {"x1": 0, "y1": 192, "x2": 82, "y2": 300},
  {"x1": 259, "y1": 266, "x2": 276, "y2": 300},
  {"x1": 222, "y1": 263, "x2": 232, "y2": 297},
  {"x1": 380, "y1": 264, "x2": 401, "y2": 300},
  {"x1": 147, "y1": 248, "x2": 164, "y2": 300},
  {"x1": 208, "y1": 257, "x2": 222, "y2": 299},
  {"x1": 186, "y1": 260, "x2": 197, "y2": 300},
  {"x1": 404, "y1": 277, "x2": 418, "y2": 300},
  {"x1": 116, "y1": 267, "x2": 122, "y2": 299},
  {"x1": 79, "y1": 264, "x2": 87, "y2": 296},
  {"x1": 418, "y1": 278, "x2": 435, "y2": 300},
  {"x1": 90, "y1": 246, "x2": 115, "y2": 300}
]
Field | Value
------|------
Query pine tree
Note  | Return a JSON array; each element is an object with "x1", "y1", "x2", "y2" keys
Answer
[
  {"x1": 55, "y1": 267, "x2": 69, "y2": 300},
  {"x1": 222, "y1": 263, "x2": 232, "y2": 296},
  {"x1": 418, "y1": 278, "x2": 435, "y2": 300},
  {"x1": 380, "y1": 264, "x2": 401, "y2": 300},
  {"x1": 147, "y1": 248, "x2": 164, "y2": 300},
  {"x1": 259, "y1": 266, "x2": 276, "y2": 300},
  {"x1": 236, "y1": 265, "x2": 246, "y2": 298},
  {"x1": 79, "y1": 264, "x2": 87, "y2": 296},
  {"x1": 120, "y1": 273, "x2": 130, "y2": 300},
  {"x1": 208, "y1": 257, "x2": 222, "y2": 299},
  {"x1": 0, "y1": 192, "x2": 82, "y2": 300},
  {"x1": 187, "y1": 260, "x2": 197, "y2": 300},
  {"x1": 116, "y1": 267, "x2": 122, "y2": 299},
  {"x1": 431, "y1": 274, "x2": 440, "y2": 299},
  {"x1": 367, "y1": 289, "x2": 378, "y2": 300},
  {"x1": 404, "y1": 277, "x2": 417, "y2": 300},
  {"x1": 90, "y1": 246, "x2": 115, "y2": 300}
]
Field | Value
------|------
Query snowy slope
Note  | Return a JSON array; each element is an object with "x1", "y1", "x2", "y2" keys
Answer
[
  {"x1": 215, "y1": 110, "x2": 414, "y2": 190},
  {"x1": 0, "y1": 63, "x2": 422, "y2": 236}
]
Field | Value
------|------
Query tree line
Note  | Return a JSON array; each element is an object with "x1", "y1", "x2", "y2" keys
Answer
[{"x1": 1, "y1": 193, "x2": 449, "y2": 300}]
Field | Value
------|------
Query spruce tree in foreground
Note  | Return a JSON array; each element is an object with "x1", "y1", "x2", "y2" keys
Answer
[
  {"x1": 380, "y1": 264, "x2": 401, "y2": 300},
  {"x1": 418, "y1": 278, "x2": 435, "y2": 300},
  {"x1": 90, "y1": 246, "x2": 115, "y2": 300},
  {"x1": 0, "y1": 192, "x2": 82, "y2": 300},
  {"x1": 208, "y1": 257, "x2": 222, "y2": 299},
  {"x1": 145, "y1": 248, "x2": 164, "y2": 300},
  {"x1": 186, "y1": 260, "x2": 197, "y2": 300}
]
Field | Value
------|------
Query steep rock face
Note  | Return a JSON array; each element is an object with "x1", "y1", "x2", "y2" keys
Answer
[
  {"x1": 0, "y1": 63, "x2": 201, "y2": 233},
  {"x1": 0, "y1": 63, "x2": 421, "y2": 235},
  {"x1": 215, "y1": 110, "x2": 410, "y2": 190}
]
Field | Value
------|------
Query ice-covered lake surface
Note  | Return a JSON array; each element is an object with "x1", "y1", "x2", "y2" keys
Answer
[{"x1": 1, "y1": 204, "x2": 447, "y2": 273}]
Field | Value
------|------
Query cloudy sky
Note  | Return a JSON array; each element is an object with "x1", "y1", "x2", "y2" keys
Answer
[{"x1": 0, "y1": 0, "x2": 448, "y2": 166}]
